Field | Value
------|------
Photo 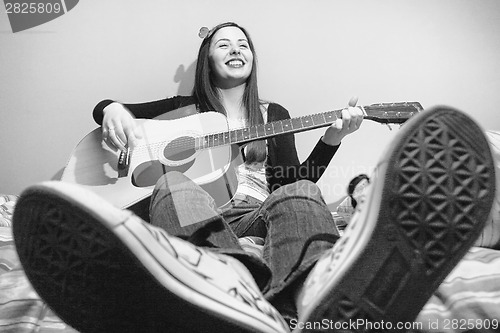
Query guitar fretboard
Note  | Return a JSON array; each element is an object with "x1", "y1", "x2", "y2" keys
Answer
[{"x1": 197, "y1": 102, "x2": 422, "y2": 149}]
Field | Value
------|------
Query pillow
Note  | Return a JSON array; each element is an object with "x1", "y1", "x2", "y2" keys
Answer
[
  {"x1": 0, "y1": 194, "x2": 18, "y2": 227},
  {"x1": 414, "y1": 246, "x2": 500, "y2": 332}
]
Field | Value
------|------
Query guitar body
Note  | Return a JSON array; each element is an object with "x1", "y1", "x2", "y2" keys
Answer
[{"x1": 61, "y1": 112, "x2": 241, "y2": 209}]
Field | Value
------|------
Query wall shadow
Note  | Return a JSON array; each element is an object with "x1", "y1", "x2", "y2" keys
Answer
[{"x1": 174, "y1": 61, "x2": 196, "y2": 96}]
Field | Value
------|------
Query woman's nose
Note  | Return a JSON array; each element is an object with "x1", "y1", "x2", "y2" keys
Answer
[{"x1": 230, "y1": 46, "x2": 241, "y2": 55}]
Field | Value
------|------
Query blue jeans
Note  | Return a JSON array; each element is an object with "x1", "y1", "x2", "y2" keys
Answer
[{"x1": 149, "y1": 171, "x2": 339, "y2": 314}]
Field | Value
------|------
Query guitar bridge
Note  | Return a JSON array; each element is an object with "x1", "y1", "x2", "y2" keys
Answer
[{"x1": 118, "y1": 147, "x2": 130, "y2": 178}]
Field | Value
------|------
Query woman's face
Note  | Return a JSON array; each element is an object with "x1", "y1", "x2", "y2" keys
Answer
[{"x1": 209, "y1": 26, "x2": 253, "y2": 88}]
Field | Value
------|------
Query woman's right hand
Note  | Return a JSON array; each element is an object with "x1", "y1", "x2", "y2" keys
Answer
[{"x1": 101, "y1": 102, "x2": 142, "y2": 151}]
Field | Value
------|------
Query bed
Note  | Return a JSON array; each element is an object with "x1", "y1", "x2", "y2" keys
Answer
[{"x1": 2, "y1": 131, "x2": 500, "y2": 332}]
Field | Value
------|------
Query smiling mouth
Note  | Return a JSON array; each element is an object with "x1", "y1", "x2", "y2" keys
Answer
[{"x1": 226, "y1": 59, "x2": 244, "y2": 68}]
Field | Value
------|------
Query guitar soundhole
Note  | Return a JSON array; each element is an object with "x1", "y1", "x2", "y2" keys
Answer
[
  {"x1": 132, "y1": 136, "x2": 197, "y2": 188},
  {"x1": 164, "y1": 136, "x2": 196, "y2": 161},
  {"x1": 132, "y1": 160, "x2": 195, "y2": 187}
]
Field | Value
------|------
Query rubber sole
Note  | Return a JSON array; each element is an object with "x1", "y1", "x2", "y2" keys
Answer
[
  {"x1": 13, "y1": 184, "x2": 287, "y2": 333},
  {"x1": 297, "y1": 106, "x2": 495, "y2": 332}
]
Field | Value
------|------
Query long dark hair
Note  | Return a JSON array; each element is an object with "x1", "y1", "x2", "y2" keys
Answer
[{"x1": 192, "y1": 22, "x2": 266, "y2": 163}]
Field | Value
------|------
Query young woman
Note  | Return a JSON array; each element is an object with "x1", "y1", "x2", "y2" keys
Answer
[
  {"x1": 94, "y1": 21, "x2": 363, "y2": 324},
  {"x1": 13, "y1": 22, "x2": 496, "y2": 333}
]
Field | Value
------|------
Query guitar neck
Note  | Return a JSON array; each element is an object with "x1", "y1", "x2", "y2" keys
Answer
[{"x1": 198, "y1": 102, "x2": 423, "y2": 149}]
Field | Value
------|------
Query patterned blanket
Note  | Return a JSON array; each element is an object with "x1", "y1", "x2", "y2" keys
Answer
[{"x1": 2, "y1": 194, "x2": 500, "y2": 333}]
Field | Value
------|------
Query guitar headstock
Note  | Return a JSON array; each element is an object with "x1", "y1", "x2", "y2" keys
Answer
[{"x1": 362, "y1": 102, "x2": 423, "y2": 124}]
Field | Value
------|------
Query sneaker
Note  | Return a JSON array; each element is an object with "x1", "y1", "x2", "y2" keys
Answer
[
  {"x1": 295, "y1": 106, "x2": 496, "y2": 332},
  {"x1": 13, "y1": 181, "x2": 290, "y2": 333}
]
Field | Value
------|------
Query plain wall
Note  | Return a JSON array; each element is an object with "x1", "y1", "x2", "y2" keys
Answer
[{"x1": 1, "y1": 0, "x2": 500, "y2": 205}]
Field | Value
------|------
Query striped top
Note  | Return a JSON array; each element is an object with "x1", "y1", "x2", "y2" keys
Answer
[{"x1": 228, "y1": 107, "x2": 270, "y2": 203}]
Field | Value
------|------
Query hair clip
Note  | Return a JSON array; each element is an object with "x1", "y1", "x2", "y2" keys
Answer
[{"x1": 198, "y1": 27, "x2": 210, "y2": 39}]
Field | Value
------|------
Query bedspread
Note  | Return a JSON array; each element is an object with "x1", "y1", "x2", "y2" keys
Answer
[{"x1": 1, "y1": 194, "x2": 500, "y2": 333}]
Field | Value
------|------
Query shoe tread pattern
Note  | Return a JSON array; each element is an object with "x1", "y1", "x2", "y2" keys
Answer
[
  {"x1": 392, "y1": 113, "x2": 494, "y2": 275},
  {"x1": 296, "y1": 108, "x2": 495, "y2": 333},
  {"x1": 14, "y1": 197, "x2": 133, "y2": 332},
  {"x1": 14, "y1": 193, "x2": 288, "y2": 333}
]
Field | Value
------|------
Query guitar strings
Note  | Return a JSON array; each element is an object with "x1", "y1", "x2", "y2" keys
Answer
[
  {"x1": 130, "y1": 110, "x2": 340, "y2": 155},
  {"x1": 128, "y1": 104, "x2": 418, "y2": 157}
]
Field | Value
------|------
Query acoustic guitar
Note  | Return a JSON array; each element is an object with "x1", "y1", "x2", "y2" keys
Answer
[{"x1": 61, "y1": 102, "x2": 423, "y2": 208}]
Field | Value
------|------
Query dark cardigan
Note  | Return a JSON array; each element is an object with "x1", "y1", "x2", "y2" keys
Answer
[{"x1": 93, "y1": 96, "x2": 340, "y2": 192}]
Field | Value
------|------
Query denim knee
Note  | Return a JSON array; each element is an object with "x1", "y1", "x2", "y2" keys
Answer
[
  {"x1": 150, "y1": 171, "x2": 208, "y2": 218},
  {"x1": 262, "y1": 180, "x2": 327, "y2": 218}
]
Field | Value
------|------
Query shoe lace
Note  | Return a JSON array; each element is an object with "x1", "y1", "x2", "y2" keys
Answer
[{"x1": 284, "y1": 233, "x2": 339, "y2": 281}]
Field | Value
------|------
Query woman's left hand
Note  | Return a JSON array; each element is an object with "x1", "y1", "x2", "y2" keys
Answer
[{"x1": 322, "y1": 97, "x2": 364, "y2": 146}]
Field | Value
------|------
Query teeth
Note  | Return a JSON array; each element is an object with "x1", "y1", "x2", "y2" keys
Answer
[{"x1": 227, "y1": 60, "x2": 243, "y2": 67}]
